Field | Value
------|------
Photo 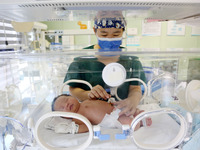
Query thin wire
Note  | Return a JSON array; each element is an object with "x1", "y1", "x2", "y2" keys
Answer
[
  {"x1": 0, "y1": 116, "x2": 30, "y2": 150},
  {"x1": 0, "y1": 116, "x2": 24, "y2": 128},
  {"x1": 2, "y1": 129, "x2": 6, "y2": 150}
]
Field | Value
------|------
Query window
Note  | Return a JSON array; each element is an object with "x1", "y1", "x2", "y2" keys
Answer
[{"x1": 0, "y1": 19, "x2": 23, "y2": 52}]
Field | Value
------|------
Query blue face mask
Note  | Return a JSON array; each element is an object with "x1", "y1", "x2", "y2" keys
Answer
[{"x1": 97, "y1": 36, "x2": 122, "y2": 52}]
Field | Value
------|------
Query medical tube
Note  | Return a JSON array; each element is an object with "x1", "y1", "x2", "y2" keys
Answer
[{"x1": 0, "y1": 116, "x2": 32, "y2": 150}]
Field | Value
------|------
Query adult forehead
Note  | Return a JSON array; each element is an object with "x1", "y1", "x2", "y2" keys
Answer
[{"x1": 97, "y1": 28, "x2": 123, "y2": 32}]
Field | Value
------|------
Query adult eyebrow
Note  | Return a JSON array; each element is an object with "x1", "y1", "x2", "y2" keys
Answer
[
  {"x1": 100, "y1": 30, "x2": 108, "y2": 34},
  {"x1": 113, "y1": 31, "x2": 121, "y2": 33}
]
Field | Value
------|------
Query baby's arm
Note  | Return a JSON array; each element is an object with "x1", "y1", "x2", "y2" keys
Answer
[{"x1": 73, "y1": 118, "x2": 89, "y2": 133}]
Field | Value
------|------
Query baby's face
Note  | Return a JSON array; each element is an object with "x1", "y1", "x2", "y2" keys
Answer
[{"x1": 54, "y1": 96, "x2": 80, "y2": 113}]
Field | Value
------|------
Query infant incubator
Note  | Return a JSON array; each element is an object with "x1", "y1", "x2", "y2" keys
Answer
[
  {"x1": 0, "y1": 50, "x2": 200, "y2": 150},
  {"x1": 0, "y1": 1, "x2": 200, "y2": 149}
]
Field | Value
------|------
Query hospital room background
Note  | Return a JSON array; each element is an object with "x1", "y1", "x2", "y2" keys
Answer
[{"x1": 0, "y1": 0, "x2": 200, "y2": 150}]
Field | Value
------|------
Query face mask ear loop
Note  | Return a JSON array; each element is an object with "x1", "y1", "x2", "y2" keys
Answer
[
  {"x1": 122, "y1": 31, "x2": 127, "y2": 40},
  {"x1": 96, "y1": 35, "x2": 101, "y2": 49},
  {"x1": 96, "y1": 35, "x2": 101, "y2": 40}
]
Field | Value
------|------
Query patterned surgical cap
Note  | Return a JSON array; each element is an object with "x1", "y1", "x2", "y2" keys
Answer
[{"x1": 94, "y1": 17, "x2": 126, "y2": 29}]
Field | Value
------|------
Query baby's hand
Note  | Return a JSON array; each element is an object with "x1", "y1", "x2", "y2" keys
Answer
[{"x1": 146, "y1": 117, "x2": 152, "y2": 126}]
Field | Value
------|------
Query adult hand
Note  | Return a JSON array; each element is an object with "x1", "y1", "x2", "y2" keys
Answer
[
  {"x1": 114, "y1": 98, "x2": 138, "y2": 116},
  {"x1": 133, "y1": 108, "x2": 144, "y2": 117},
  {"x1": 114, "y1": 85, "x2": 142, "y2": 116},
  {"x1": 88, "y1": 85, "x2": 111, "y2": 100}
]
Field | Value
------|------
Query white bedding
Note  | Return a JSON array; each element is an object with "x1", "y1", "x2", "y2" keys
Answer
[{"x1": 37, "y1": 103, "x2": 181, "y2": 150}]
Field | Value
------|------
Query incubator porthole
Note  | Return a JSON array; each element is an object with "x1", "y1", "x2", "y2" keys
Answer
[{"x1": 102, "y1": 63, "x2": 126, "y2": 87}]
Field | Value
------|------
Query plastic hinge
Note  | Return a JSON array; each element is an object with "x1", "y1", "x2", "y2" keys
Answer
[
  {"x1": 115, "y1": 125, "x2": 130, "y2": 140},
  {"x1": 93, "y1": 125, "x2": 110, "y2": 141}
]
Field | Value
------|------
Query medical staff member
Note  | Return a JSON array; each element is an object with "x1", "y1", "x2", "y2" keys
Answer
[{"x1": 64, "y1": 11, "x2": 146, "y2": 116}]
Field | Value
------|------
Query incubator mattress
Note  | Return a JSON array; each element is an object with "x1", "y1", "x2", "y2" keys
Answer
[{"x1": 37, "y1": 103, "x2": 180, "y2": 150}]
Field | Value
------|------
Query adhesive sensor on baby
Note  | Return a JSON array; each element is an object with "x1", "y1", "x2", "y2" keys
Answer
[{"x1": 102, "y1": 63, "x2": 126, "y2": 87}]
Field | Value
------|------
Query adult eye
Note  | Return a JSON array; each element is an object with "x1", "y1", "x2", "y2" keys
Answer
[
  {"x1": 113, "y1": 34, "x2": 120, "y2": 37},
  {"x1": 101, "y1": 34, "x2": 108, "y2": 37}
]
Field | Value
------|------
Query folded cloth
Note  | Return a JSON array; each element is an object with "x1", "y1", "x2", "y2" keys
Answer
[
  {"x1": 44, "y1": 117, "x2": 72, "y2": 130},
  {"x1": 99, "y1": 108, "x2": 122, "y2": 129}
]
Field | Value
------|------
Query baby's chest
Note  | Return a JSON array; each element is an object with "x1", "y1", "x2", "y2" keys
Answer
[{"x1": 83, "y1": 107, "x2": 107, "y2": 124}]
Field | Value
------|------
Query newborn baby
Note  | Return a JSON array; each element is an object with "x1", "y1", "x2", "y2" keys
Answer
[{"x1": 52, "y1": 94, "x2": 152, "y2": 133}]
